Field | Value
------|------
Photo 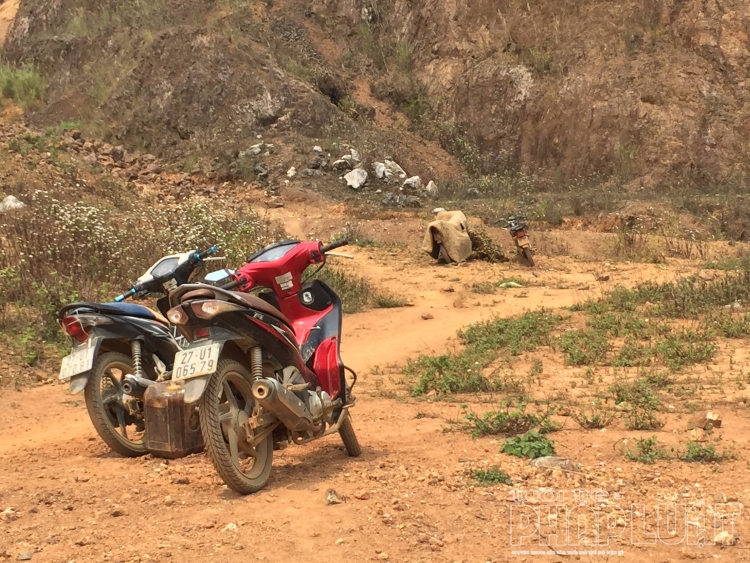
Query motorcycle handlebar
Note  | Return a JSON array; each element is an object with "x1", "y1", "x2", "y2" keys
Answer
[
  {"x1": 321, "y1": 239, "x2": 349, "y2": 253},
  {"x1": 196, "y1": 245, "x2": 218, "y2": 262},
  {"x1": 221, "y1": 279, "x2": 239, "y2": 291}
]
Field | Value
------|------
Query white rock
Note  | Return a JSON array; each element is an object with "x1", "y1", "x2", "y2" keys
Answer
[
  {"x1": 312, "y1": 146, "x2": 323, "y2": 153},
  {"x1": 373, "y1": 162, "x2": 386, "y2": 179},
  {"x1": 350, "y1": 148, "x2": 361, "y2": 162},
  {"x1": 0, "y1": 196, "x2": 25, "y2": 213},
  {"x1": 344, "y1": 168, "x2": 368, "y2": 190},
  {"x1": 246, "y1": 144, "x2": 263, "y2": 156},
  {"x1": 432, "y1": 207, "x2": 446, "y2": 213},
  {"x1": 401, "y1": 176, "x2": 423, "y2": 192},
  {"x1": 425, "y1": 180, "x2": 438, "y2": 196},
  {"x1": 286, "y1": 167, "x2": 296, "y2": 178},
  {"x1": 384, "y1": 159, "x2": 407, "y2": 179},
  {"x1": 222, "y1": 522, "x2": 238, "y2": 533}
]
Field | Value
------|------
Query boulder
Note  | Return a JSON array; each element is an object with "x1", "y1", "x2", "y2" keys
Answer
[
  {"x1": 332, "y1": 159, "x2": 353, "y2": 171},
  {"x1": 530, "y1": 457, "x2": 578, "y2": 471},
  {"x1": 381, "y1": 193, "x2": 422, "y2": 208},
  {"x1": 310, "y1": 155, "x2": 327, "y2": 169},
  {"x1": 688, "y1": 411, "x2": 722, "y2": 430},
  {"x1": 0, "y1": 196, "x2": 25, "y2": 213},
  {"x1": 425, "y1": 181, "x2": 438, "y2": 197},
  {"x1": 384, "y1": 159, "x2": 407, "y2": 179},
  {"x1": 247, "y1": 144, "x2": 263, "y2": 156},
  {"x1": 401, "y1": 176, "x2": 423, "y2": 193},
  {"x1": 286, "y1": 166, "x2": 297, "y2": 178},
  {"x1": 350, "y1": 148, "x2": 361, "y2": 162},
  {"x1": 373, "y1": 162, "x2": 387, "y2": 179},
  {"x1": 344, "y1": 168, "x2": 368, "y2": 189},
  {"x1": 254, "y1": 162, "x2": 269, "y2": 180},
  {"x1": 312, "y1": 145, "x2": 323, "y2": 153}
]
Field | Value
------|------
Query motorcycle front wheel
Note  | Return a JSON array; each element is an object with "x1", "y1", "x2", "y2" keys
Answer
[
  {"x1": 84, "y1": 351, "x2": 148, "y2": 457},
  {"x1": 200, "y1": 359, "x2": 273, "y2": 495},
  {"x1": 522, "y1": 247, "x2": 535, "y2": 267}
]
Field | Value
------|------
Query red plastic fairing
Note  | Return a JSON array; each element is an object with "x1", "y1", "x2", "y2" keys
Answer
[{"x1": 312, "y1": 337, "x2": 341, "y2": 398}]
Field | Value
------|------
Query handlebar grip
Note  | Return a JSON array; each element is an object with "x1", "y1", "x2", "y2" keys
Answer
[
  {"x1": 221, "y1": 280, "x2": 239, "y2": 291},
  {"x1": 113, "y1": 288, "x2": 137, "y2": 302},
  {"x1": 321, "y1": 239, "x2": 349, "y2": 253},
  {"x1": 196, "y1": 245, "x2": 218, "y2": 262}
]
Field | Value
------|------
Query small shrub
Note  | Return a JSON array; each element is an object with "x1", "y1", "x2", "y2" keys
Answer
[
  {"x1": 471, "y1": 466, "x2": 512, "y2": 485},
  {"x1": 0, "y1": 192, "x2": 281, "y2": 365},
  {"x1": 463, "y1": 401, "x2": 558, "y2": 437},
  {"x1": 407, "y1": 309, "x2": 560, "y2": 396},
  {"x1": 0, "y1": 64, "x2": 45, "y2": 110},
  {"x1": 559, "y1": 329, "x2": 611, "y2": 365},
  {"x1": 570, "y1": 400, "x2": 617, "y2": 429},
  {"x1": 372, "y1": 294, "x2": 409, "y2": 308},
  {"x1": 680, "y1": 441, "x2": 735, "y2": 463},
  {"x1": 611, "y1": 338, "x2": 654, "y2": 367},
  {"x1": 471, "y1": 282, "x2": 496, "y2": 295},
  {"x1": 711, "y1": 312, "x2": 750, "y2": 339},
  {"x1": 502, "y1": 430, "x2": 556, "y2": 459},
  {"x1": 610, "y1": 378, "x2": 663, "y2": 430},
  {"x1": 655, "y1": 331, "x2": 715, "y2": 370},
  {"x1": 461, "y1": 309, "x2": 562, "y2": 356},
  {"x1": 315, "y1": 267, "x2": 390, "y2": 314},
  {"x1": 407, "y1": 350, "x2": 497, "y2": 395},
  {"x1": 625, "y1": 435, "x2": 671, "y2": 464}
]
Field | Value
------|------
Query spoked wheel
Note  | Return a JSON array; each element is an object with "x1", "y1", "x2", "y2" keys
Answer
[
  {"x1": 200, "y1": 359, "x2": 273, "y2": 495},
  {"x1": 84, "y1": 351, "x2": 148, "y2": 457}
]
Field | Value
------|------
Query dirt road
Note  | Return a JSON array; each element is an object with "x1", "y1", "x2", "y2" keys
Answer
[{"x1": 1, "y1": 233, "x2": 747, "y2": 563}]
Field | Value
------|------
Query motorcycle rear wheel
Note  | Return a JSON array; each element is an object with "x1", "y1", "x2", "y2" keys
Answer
[
  {"x1": 338, "y1": 415, "x2": 362, "y2": 457},
  {"x1": 200, "y1": 359, "x2": 273, "y2": 495},
  {"x1": 84, "y1": 351, "x2": 148, "y2": 457}
]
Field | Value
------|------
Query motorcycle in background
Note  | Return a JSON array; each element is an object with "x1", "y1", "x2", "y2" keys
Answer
[
  {"x1": 57, "y1": 247, "x2": 220, "y2": 457},
  {"x1": 495, "y1": 215, "x2": 535, "y2": 267},
  {"x1": 164, "y1": 238, "x2": 361, "y2": 494}
]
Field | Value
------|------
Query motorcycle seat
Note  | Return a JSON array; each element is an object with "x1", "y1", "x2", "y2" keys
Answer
[
  {"x1": 229, "y1": 292, "x2": 295, "y2": 333},
  {"x1": 65, "y1": 302, "x2": 168, "y2": 324},
  {"x1": 179, "y1": 288, "x2": 294, "y2": 332}
]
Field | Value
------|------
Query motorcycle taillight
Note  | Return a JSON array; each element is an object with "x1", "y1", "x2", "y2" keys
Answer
[
  {"x1": 516, "y1": 230, "x2": 525, "y2": 238},
  {"x1": 61, "y1": 316, "x2": 89, "y2": 343}
]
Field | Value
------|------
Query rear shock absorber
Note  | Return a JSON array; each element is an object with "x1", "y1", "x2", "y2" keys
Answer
[
  {"x1": 131, "y1": 340, "x2": 143, "y2": 379},
  {"x1": 250, "y1": 346, "x2": 263, "y2": 380}
]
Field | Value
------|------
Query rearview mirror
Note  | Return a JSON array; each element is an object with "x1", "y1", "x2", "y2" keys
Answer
[{"x1": 204, "y1": 269, "x2": 235, "y2": 283}]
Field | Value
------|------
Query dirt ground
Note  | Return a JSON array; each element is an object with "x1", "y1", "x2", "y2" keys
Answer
[{"x1": 1, "y1": 202, "x2": 749, "y2": 563}]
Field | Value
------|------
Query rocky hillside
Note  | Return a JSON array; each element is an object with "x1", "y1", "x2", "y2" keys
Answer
[{"x1": 4, "y1": 0, "x2": 750, "y2": 189}]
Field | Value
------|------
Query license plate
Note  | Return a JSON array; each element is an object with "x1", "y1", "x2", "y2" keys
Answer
[
  {"x1": 517, "y1": 237, "x2": 530, "y2": 248},
  {"x1": 59, "y1": 344, "x2": 97, "y2": 381},
  {"x1": 173, "y1": 343, "x2": 221, "y2": 381}
]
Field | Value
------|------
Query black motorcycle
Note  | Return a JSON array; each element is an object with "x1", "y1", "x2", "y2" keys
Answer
[
  {"x1": 57, "y1": 246, "x2": 220, "y2": 456},
  {"x1": 495, "y1": 215, "x2": 535, "y2": 267}
]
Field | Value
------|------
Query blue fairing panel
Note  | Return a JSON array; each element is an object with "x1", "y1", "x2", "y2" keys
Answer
[{"x1": 69, "y1": 302, "x2": 157, "y2": 320}]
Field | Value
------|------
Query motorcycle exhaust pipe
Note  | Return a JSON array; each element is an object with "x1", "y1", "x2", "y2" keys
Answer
[
  {"x1": 251, "y1": 378, "x2": 315, "y2": 433},
  {"x1": 122, "y1": 374, "x2": 155, "y2": 398}
]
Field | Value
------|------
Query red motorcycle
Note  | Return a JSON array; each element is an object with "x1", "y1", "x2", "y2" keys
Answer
[{"x1": 163, "y1": 238, "x2": 361, "y2": 494}]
